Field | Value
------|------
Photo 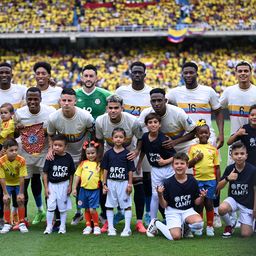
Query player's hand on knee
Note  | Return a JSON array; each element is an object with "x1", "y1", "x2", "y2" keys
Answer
[
  {"x1": 17, "y1": 193, "x2": 24, "y2": 203},
  {"x1": 199, "y1": 189, "x2": 207, "y2": 198},
  {"x1": 3, "y1": 194, "x2": 10, "y2": 204}
]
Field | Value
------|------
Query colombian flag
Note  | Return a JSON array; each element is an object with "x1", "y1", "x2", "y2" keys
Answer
[{"x1": 167, "y1": 28, "x2": 187, "y2": 43}]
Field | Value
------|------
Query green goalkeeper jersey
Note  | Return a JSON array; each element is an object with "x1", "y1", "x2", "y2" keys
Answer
[{"x1": 76, "y1": 87, "x2": 112, "y2": 119}]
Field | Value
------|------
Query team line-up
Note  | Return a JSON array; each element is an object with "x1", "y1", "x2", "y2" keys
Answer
[{"x1": 0, "y1": 60, "x2": 255, "y2": 240}]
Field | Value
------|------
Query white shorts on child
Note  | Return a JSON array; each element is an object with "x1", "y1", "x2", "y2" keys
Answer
[
  {"x1": 151, "y1": 165, "x2": 174, "y2": 193},
  {"x1": 105, "y1": 180, "x2": 132, "y2": 209},
  {"x1": 165, "y1": 206, "x2": 199, "y2": 229},
  {"x1": 224, "y1": 197, "x2": 253, "y2": 226},
  {"x1": 47, "y1": 180, "x2": 72, "y2": 212}
]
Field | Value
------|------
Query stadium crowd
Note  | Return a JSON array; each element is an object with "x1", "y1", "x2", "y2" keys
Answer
[
  {"x1": 0, "y1": 41, "x2": 255, "y2": 93},
  {"x1": 0, "y1": 0, "x2": 256, "y2": 33}
]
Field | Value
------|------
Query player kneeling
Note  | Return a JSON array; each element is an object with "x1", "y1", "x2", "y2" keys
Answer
[
  {"x1": 146, "y1": 153, "x2": 205, "y2": 240},
  {"x1": 217, "y1": 142, "x2": 256, "y2": 238},
  {"x1": 0, "y1": 139, "x2": 28, "y2": 234}
]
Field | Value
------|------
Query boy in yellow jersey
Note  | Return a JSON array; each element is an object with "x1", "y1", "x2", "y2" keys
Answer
[
  {"x1": 188, "y1": 120, "x2": 220, "y2": 237},
  {"x1": 0, "y1": 139, "x2": 28, "y2": 233}
]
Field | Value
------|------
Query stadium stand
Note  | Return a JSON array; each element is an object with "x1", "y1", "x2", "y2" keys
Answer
[
  {"x1": 0, "y1": 38, "x2": 255, "y2": 92},
  {"x1": 0, "y1": 0, "x2": 255, "y2": 33}
]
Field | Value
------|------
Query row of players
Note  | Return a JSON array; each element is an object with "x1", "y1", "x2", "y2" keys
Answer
[{"x1": 0, "y1": 60, "x2": 255, "y2": 239}]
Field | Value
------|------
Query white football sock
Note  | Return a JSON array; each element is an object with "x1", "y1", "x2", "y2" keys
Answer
[
  {"x1": 124, "y1": 210, "x2": 132, "y2": 231},
  {"x1": 155, "y1": 220, "x2": 173, "y2": 240},
  {"x1": 106, "y1": 210, "x2": 114, "y2": 230}
]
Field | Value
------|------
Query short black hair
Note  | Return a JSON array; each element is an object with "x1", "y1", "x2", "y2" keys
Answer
[
  {"x1": 144, "y1": 113, "x2": 161, "y2": 125},
  {"x1": 0, "y1": 62, "x2": 12, "y2": 69},
  {"x1": 82, "y1": 64, "x2": 97, "y2": 75},
  {"x1": 130, "y1": 61, "x2": 146, "y2": 72},
  {"x1": 33, "y1": 62, "x2": 51, "y2": 75},
  {"x1": 61, "y1": 88, "x2": 76, "y2": 96},
  {"x1": 182, "y1": 61, "x2": 198, "y2": 71},
  {"x1": 249, "y1": 104, "x2": 256, "y2": 114},
  {"x1": 231, "y1": 141, "x2": 247, "y2": 152},
  {"x1": 3, "y1": 138, "x2": 18, "y2": 149},
  {"x1": 235, "y1": 61, "x2": 252, "y2": 71},
  {"x1": 173, "y1": 152, "x2": 189, "y2": 163},
  {"x1": 112, "y1": 127, "x2": 126, "y2": 137},
  {"x1": 26, "y1": 87, "x2": 41, "y2": 96},
  {"x1": 150, "y1": 88, "x2": 165, "y2": 96},
  {"x1": 0, "y1": 103, "x2": 14, "y2": 114},
  {"x1": 52, "y1": 134, "x2": 67, "y2": 145}
]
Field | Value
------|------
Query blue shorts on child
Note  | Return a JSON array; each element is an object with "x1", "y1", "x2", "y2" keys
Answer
[
  {"x1": 197, "y1": 180, "x2": 217, "y2": 199},
  {"x1": 6, "y1": 185, "x2": 20, "y2": 196},
  {"x1": 77, "y1": 188, "x2": 100, "y2": 209}
]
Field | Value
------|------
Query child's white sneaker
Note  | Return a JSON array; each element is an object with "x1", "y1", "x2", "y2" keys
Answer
[
  {"x1": 120, "y1": 229, "x2": 131, "y2": 237},
  {"x1": 58, "y1": 226, "x2": 66, "y2": 234},
  {"x1": 93, "y1": 226, "x2": 101, "y2": 235},
  {"x1": 83, "y1": 226, "x2": 92, "y2": 235},
  {"x1": 146, "y1": 218, "x2": 158, "y2": 237},
  {"x1": 206, "y1": 226, "x2": 214, "y2": 236},
  {"x1": 108, "y1": 228, "x2": 117, "y2": 236},
  {"x1": 44, "y1": 227, "x2": 52, "y2": 234},
  {"x1": 0, "y1": 223, "x2": 12, "y2": 234},
  {"x1": 19, "y1": 223, "x2": 29, "y2": 233}
]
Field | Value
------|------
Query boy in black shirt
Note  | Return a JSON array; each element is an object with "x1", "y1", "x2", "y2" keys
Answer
[
  {"x1": 43, "y1": 134, "x2": 75, "y2": 234},
  {"x1": 146, "y1": 153, "x2": 206, "y2": 240},
  {"x1": 218, "y1": 141, "x2": 256, "y2": 238}
]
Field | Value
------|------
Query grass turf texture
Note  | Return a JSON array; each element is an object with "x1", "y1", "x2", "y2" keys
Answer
[{"x1": 1, "y1": 121, "x2": 255, "y2": 256}]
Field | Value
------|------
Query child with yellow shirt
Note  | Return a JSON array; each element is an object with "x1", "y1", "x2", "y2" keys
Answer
[
  {"x1": 188, "y1": 119, "x2": 220, "y2": 237},
  {"x1": 0, "y1": 103, "x2": 15, "y2": 152},
  {"x1": 0, "y1": 139, "x2": 28, "y2": 234},
  {"x1": 73, "y1": 141, "x2": 102, "y2": 235}
]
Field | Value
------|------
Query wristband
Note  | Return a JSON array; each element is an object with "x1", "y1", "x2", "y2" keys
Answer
[{"x1": 225, "y1": 176, "x2": 229, "y2": 182}]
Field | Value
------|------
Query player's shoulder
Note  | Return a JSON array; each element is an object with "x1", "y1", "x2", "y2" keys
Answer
[
  {"x1": 95, "y1": 87, "x2": 112, "y2": 96},
  {"x1": 11, "y1": 83, "x2": 27, "y2": 91},
  {"x1": 16, "y1": 155, "x2": 26, "y2": 164},
  {"x1": 95, "y1": 112, "x2": 108, "y2": 123},
  {"x1": 116, "y1": 84, "x2": 131, "y2": 94}
]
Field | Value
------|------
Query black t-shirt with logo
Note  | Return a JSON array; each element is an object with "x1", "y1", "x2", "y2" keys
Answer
[
  {"x1": 101, "y1": 148, "x2": 135, "y2": 181},
  {"x1": 163, "y1": 174, "x2": 200, "y2": 210},
  {"x1": 43, "y1": 153, "x2": 75, "y2": 183},
  {"x1": 141, "y1": 131, "x2": 176, "y2": 168},
  {"x1": 233, "y1": 124, "x2": 256, "y2": 166},
  {"x1": 221, "y1": 162, "x2": 256, "y2": 209}
]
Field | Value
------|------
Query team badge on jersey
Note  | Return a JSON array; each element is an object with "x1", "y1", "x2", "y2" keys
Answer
[
  {"x1": 20, "y1": 123, "x2": 45, "y2": 155},
  {"x1": 186, "y1": 117, "x2": 193, "y2": 125},
  {"x1": 95, "y1": 99, "x2": 101, "y2": 105}
]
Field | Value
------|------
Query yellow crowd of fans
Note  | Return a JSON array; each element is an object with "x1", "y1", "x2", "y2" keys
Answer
[
  {"x1": 0, "y1": 0, "x2": 255, "y2": 33},
  {"x1": 0, "y1": 44, "x2": 255, "y2": 93}
]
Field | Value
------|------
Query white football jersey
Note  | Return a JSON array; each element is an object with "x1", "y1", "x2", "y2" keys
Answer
[
  {"x1": 139, "y1": 104, "x2": 196, "y2": 153},
  {"x1": 0, "y1": 83, "x2": 27, "y2": 109},
  {"x1": 167, "y1": 84, "x2": 221, "y2": 144},
  {"x1": 41, "y1": 86, "x2": 62, "y2": 109},
  {"x1": 47, "y1": 107, "x2": 94, "y2": 164},
  {"x1": 116, "y1": 84, "x2": 151, "y2": 117},
  {"x1": 15, "y1": 104, "x2": 56, "y2": 167},
  {"x1": 95, "y1": 112, "x2": 143, "y2": 151},
  {"x1": 220, "y1": 84, "x2": 256, "y2": 134}
]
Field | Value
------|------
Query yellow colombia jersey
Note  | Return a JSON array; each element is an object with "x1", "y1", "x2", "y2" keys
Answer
[
  {"x1": 188, "y1": 143, "x2": 220, "y2": 181},
  {"x1": 75, "y1": 160, "x2": 102, "y2": 190},
  {"x1": 0, "y1": 119, "x2": 15, "y2": 144},
  {"x1": 0, "y1": 154, "x2": 27, "y2": 186}
]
